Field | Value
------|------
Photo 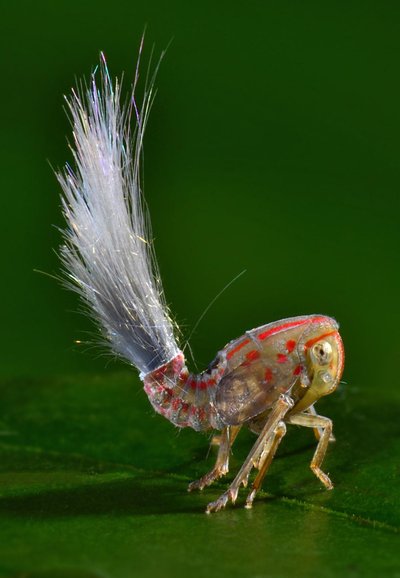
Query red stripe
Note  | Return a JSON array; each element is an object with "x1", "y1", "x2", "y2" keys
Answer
[
  {"x1": 257, "y1": 316, "x2": 327, "y2": 342},
  {"x1": 304, "y1": 330, "x2": 337, "y2": 349},
  {"x1": 227, "y1": 338, "x2": 251, "y2": 359},
  {"x1": 258, "y1": 319, "x2": 307, "y2": 341}
]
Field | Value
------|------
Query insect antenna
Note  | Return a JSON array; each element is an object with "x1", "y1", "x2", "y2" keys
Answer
[{"x1": 182, "y1": 269, "x2": 247, "y2": 368}]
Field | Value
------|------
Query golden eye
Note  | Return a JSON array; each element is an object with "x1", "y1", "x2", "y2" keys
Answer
[{"x1": 312, "y1": 341, "x2": 333, "y2": 366}]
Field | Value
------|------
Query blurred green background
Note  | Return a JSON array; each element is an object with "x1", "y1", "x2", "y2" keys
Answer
[
  {"x1": 1, "y1": 1, "x2": 399, "y2": 577},
  {"x1": 2, "y1": 0, "x2": 399, "y2": 382}
]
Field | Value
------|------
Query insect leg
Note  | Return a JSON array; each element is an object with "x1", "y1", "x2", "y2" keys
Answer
[
  {"x1": 306, "y1": 405, "x2": 336, "y2": 443},
  {"x1": 287, "y1": 412, "x2": 334, "y2": 489},
  {"x1": 245, "y1": 421, "x2": 287, "y2": 509},
  {"x1": 188, "y1": 425, "x2": 241, "y2": 492},
  {"x1": 206, "y1": 395, "x2": 293, "y2": 513}
]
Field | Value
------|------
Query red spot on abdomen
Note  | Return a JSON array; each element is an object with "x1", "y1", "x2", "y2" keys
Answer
[
  {"x1": 277, "y1": 353, "x2": 287, "y2": 363},
  {"x1": 188, "y1": 377, "x2": 196, "y2": 389},
  {"x1": 172, "y1": 397, "x2": 181, "y2": 410},
  {"x1": 286, "y1": 339, "x2": 296, "y2": 353}
]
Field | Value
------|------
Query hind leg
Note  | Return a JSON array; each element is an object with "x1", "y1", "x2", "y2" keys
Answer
[{"x1": 188, "y1": 425, "x2": 241, "y2": 491}]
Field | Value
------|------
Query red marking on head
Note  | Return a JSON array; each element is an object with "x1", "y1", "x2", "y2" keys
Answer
[
  {"x1": 333, "y1": 331, "x2": 345, "y2": 382},
  {"x1": 227, "y1": 338, "x2": 251, "y2": 359},
  {"x1": 293, "y1": 364, "x2": 302, "y2": 376},
  {"x1": 246, "y1": 350, "x2": 261, "y2": 362},
  {"x1": 264, "y1": 367, "x2": 273, "y2": 382},
  {"x1": 277, "y1": 353, "x2": 288, "y2": 363},
  {"x1": 286, "y1": 339, "x2": 296, "y2": 353},
  {"x1": 304, "y1": 330, "x2": 337, "y2": 350}
]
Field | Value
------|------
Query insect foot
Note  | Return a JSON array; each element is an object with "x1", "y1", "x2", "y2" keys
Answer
[
  {"x1": 311, "y1": 465, "x2": 334, "y2": 490},
  {"x1": 188, "y1": 465, "x2": 229, "y2": 492},
  {"x1": 206, "y1": 487, "x2": 239, "y2": 514},
  {"x1": 244, "y1": 488, "x2": 257, "y2": 509}
]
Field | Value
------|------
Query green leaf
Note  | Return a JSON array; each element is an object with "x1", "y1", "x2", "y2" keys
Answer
[{"x1": 0, "y1": 373, "x2": 398, "y2": 578}]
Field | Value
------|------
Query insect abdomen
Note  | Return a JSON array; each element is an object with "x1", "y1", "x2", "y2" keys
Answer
[{"x1": 142, "y1": 353, "x2": 225, "y2": 431}]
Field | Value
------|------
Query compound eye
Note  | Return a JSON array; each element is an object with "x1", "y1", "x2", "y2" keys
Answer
[{"x1": 312, "y1": 340, "x2": 333, "y2": 366}]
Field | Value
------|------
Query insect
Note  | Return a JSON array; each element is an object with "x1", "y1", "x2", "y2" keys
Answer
[{"x1": 57, "y1": 46, "x2": 345, "y2": 513}]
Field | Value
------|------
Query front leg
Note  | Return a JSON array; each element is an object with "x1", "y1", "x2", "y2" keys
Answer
[
  {"x1": 287, "y1": 411, "x2": 334, "y2": 489},
  {"x1": 307, "y1": 404, "x2": 336, "y2": 443},
  {"x1": 188, "y1": 425, "x2": 241, "y2": 491}
]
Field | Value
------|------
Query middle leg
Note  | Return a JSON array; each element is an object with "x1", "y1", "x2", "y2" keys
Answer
[
  {"x1": 206, "y1": 394, "x2": 293, "y2": 513},
  {"x1": 245, "y1": 420, "x2": 287, "y2": 509}
]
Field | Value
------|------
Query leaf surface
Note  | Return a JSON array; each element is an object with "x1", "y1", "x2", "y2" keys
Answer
[{"x1": 0, "y1": 373, "x2": 398, "y2": 578}]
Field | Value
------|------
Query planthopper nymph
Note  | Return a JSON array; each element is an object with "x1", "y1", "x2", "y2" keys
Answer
[{"x1": 56, "y1": 44, "x2": 345, "y2": 513}]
